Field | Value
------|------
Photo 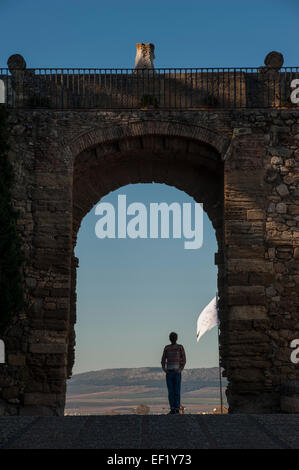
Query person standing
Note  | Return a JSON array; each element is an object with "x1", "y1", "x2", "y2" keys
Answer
[{"x1": 161, "y1": 332, "x2": 186, "y2": 414}]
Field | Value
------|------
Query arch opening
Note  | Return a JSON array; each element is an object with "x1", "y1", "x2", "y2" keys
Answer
[
  {"x1": 67, "y1": 133, "x2": 226, "y2": 413},
  {"x1": 67, "y1": 182, "x2": 226, "y2": 415}
]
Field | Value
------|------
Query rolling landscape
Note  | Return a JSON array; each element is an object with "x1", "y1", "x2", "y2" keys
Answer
[{"x1": 66, "y1": 367, "x2": 228, "y2": 415}]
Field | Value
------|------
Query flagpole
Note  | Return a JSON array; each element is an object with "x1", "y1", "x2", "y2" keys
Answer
[{"x1": 216, "y1": 292, "x2": 223, "y2": 414}]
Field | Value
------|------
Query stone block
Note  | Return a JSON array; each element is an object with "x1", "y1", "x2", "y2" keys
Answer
[
  {"x1": 228, "y1": 285, "x2": 266, "y2": 306},
  {"x1": 247, "y1": 209, "x2": 264, "y2": 220},
  {"x1": 44, "y1": 302, "x2": 56, "y2": 310},
  {"x1": 46, "y1": 367, "x2": 67, "y2": 379},
  {"x1": 289, "y1": 205, "x2": 299, "y2": 216},
  {"x1": 42, "y1": 319, "x2": 68, "y2": 331},
  {"x1": 7, "y1": 354, "x2": 26, "y2": 366},
  {"x1": 228, "y1": 259, "x2": 274, "y2": 273},
  {"x1": 227, "y1": 245, "x2": 265, "y2": 259},
  {"x1": 249, "y1": 272, "x2": 275, "y2": 284},
  {"x1": 228, "y1": 286, "x2": 265, "y2": 296},
  {"x1": 229, "y1": 306, "x2": 267, "y2": 320},
  {"x1": 25, "y1": 277, "x2": 37, "y2": 288},
  {"x1": 46, "y1": 355, "x2": 67, "y2": 366},
  {"x1": 227, "y1": 273, "x2": 249, "y2": 286},
  {"x1": 19, "y1": 405, "x2": 56, "y2": 416},
  {"x1": 231, "y1": 367, "x2": 265, "y2": 383},
  {"x1": 280, "y1": 396, "x2": 299, "y2": 413},
  {"x1": 44, "y1": 309, "x2": 68, "y2": 320},
  {"x1": 276, "y1": 202, "x2": 287, "y2": 214},
  {"x1": 233, "y1": 127, "x2": 252, "y2": 136},
  {"x1": 276, "y1": 183, "x2": 289, "y2": 197},
  {"x1": 24, "y1": 393, "x2": 57, "y2": 406},
  {"x1": 2, "y1": 387, "x2": 19, "y2": 400},
  {"x1": 29, "y1": 343, "x2": 67, "y2": 354}
]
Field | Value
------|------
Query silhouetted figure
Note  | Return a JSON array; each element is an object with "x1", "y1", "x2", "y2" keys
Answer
[{"x1": 161, "y1": 332, "x2": 186, "y2": 414}]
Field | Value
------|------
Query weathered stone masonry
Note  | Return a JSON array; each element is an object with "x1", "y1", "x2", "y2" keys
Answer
[{"x1": 0, "y1": 107, "x2": 298, "y2": 416}]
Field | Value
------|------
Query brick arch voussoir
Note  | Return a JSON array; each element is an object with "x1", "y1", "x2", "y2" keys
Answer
[{"x1": 67, "y1": 120, "x2": 229, "y2": 162}]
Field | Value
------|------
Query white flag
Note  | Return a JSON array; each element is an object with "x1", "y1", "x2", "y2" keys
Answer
[{"x1": 196, "y1": 296, "x2": 218, "y2": 342}]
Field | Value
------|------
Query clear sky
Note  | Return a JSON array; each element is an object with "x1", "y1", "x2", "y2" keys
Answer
[
  {"x1": 75, "y1": 185, "x2": 218, "y2": 373},
  {"x1": 1, "y1": 0, "x2": 298, "y2": 374},
  {"x1": 1, "y1": 0, "x2": 298, "y2": 68}
]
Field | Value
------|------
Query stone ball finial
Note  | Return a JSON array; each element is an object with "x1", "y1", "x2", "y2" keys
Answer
[
  {"x1": 135, "y1": 43, "x2": 155, "y2": 69},
  {"x1": 264, "y1": 51, "x2": 284, "y2": 70},
  {"x1": 7, "y1": 54, "x2": 26, "y2": 72}
]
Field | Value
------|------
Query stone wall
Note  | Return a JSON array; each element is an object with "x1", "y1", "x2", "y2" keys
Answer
[{"x1": 0, "y1": 108, "x2": 298, "y2": 415}]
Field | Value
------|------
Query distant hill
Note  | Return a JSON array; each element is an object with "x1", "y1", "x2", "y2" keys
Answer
[{"x1": 67, "y1": 367, "x2": 227, "y2": 395}]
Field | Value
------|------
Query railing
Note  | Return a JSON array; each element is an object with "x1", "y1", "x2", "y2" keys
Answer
[{"x1": 0, "y1": 67, "x2": 299, "y2": 109}]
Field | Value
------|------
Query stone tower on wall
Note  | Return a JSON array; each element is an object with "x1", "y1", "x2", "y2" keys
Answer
[{"x1": 134, "y1": 43, "x2": 155, "y2": 70}]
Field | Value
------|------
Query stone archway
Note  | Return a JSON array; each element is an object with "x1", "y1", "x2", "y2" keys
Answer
[
  {"x1": 2, "y1": 109, "x2": 298, "y2": 416},
  {"x1": 68, "y1": 132, "x2": 225, "y2": 384},
  {"x1": 66, "y1": 120, "x2": 227, "y2": 384}
]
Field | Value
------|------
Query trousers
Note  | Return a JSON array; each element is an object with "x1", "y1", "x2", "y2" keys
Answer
[{"x1": 166, "y1": 370, "x2": 181, "y2": 411}]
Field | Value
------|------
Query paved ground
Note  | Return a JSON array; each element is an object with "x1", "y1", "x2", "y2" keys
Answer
[{"x1": 0, "y1": 414, "x2": 298, "y2": 449}]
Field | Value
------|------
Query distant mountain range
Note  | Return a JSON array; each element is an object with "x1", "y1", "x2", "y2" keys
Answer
[{"x1": 67, "y1": 367, "x2": 227, "y2": 395}]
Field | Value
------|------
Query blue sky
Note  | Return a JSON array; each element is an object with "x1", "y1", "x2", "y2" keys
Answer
[
  {"x1": 1, "y1": 0, "x2": 298, "y2": 68},
  {"x1": 1, "y1": 0, "x2": 298, "y2": 373},
  {"x1": 75, "y1": 184, "x2": 218, "y2": 373}
]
